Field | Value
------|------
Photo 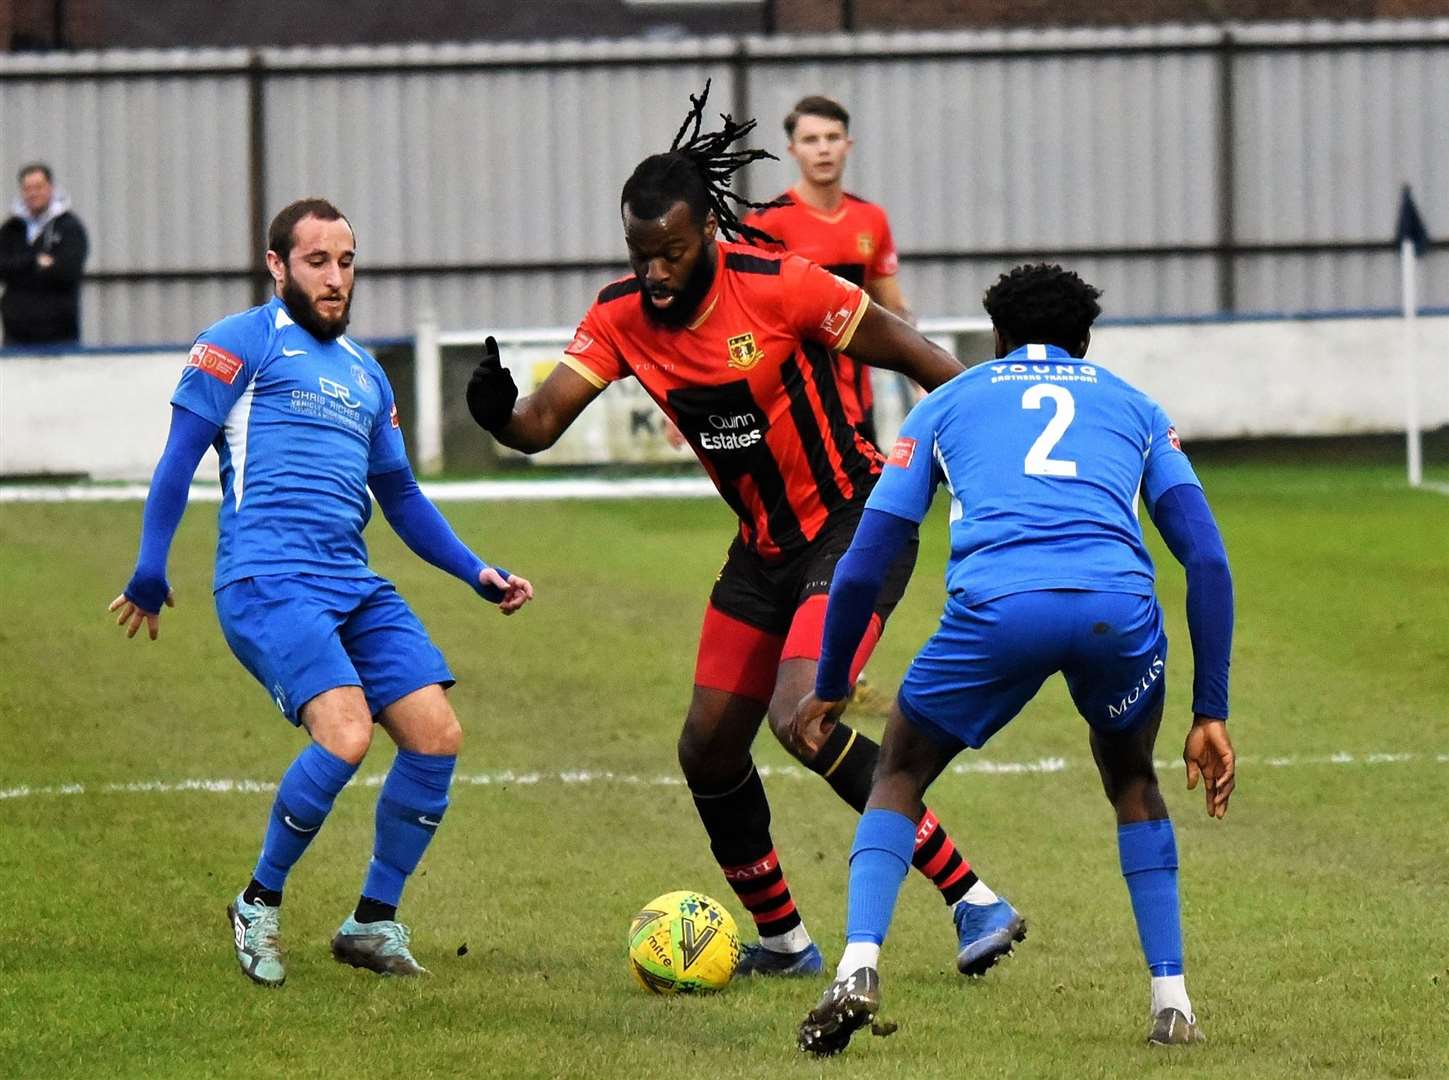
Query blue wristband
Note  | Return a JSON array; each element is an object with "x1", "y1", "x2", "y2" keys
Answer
[{"x1": 124, "y1": 571, "x2": 170, "y2": 616}]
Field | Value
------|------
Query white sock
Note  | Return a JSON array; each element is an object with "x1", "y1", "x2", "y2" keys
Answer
[
  {"x1": 1150, "y1": 974, "x2": 1193, "y2": 1021},
  {"x1": 836, "y1": 941, "x2": 880, "y2": 979},
  {"x1": 761, "y1": 923, "x2": 812, "y2": 954},
  {"x1": 962, "y1": 879, "x2": 999, "y2": 906}
]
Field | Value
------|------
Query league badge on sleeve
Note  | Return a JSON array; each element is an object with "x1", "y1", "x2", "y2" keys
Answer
[
  {"x1": 886, "y1": 436, "x2": 917, "y2": 468},
  {"x1": 1167, "y1": 426, "x2": 1181, "y2": 451},
  {"x1": 187, "y1": 343, "x2": 243, "y2": 385},
  {"x1": 820, "y1": 303, "x2": 855, "y2": 339}
]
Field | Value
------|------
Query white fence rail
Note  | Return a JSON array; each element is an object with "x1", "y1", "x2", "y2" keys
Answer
[{"x1": 1, "y1": 315, "x2": 1444, "y2": 483}]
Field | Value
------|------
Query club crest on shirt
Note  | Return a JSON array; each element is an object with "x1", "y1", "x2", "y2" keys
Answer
[
  {"x1": 726, "y1": 332, "x2": 763, "y2": 371},
  {"x1": 886, "y1": 436, "x2": 917, "y2": 468},
  {"x1": 351, "y1": 363, "x2": 371, "y2": 392},
  {"x1": 857, "y1": 232, "x2": 875, "y2": 257}
]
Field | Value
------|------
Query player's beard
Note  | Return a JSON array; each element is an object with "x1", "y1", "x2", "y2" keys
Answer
[
  {"x1": 638, "y1": 245, "x2": 716, "y2": 330},
  {"x1": 281, "y1": 273, "x2": 353, "y2": 342}
]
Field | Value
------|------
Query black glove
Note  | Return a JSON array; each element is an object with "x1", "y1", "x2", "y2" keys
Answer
[{"x1": 465, "y1": 336, "x2": 519, "y2": 434}]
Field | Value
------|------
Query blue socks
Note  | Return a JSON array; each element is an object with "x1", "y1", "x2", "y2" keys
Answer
[
  {"x1": 845, "y1": 809, "x2": 918, "y2": 945},
  {"x1": 361, "y1": 750, "x2": 456, "y2": 908},
  {"x1": 1118, "y1": 819, "x2": 1184, "y2": 977},
  {"x1": 253, "y1": 743, "x2": 358, "y2": 893},
  {"x1": 843, "y1": 814, "x2": 1184, "y2": 982}
]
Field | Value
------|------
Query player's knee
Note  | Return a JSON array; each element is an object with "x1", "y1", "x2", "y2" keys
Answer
[
  {"x1": 322, "y1": 718, "x2": 374, "y2": 765},
  {"x1": 676, "y1": 726, "x2": 709, "y2": 785},
  {"x1": 763, "y1": 704, "x2": 801, "y2": 759},
  {"x1": 405, "y1": 696, "x2": 463, "y2": 756},
  {"x1": 430, "y1": 712, "x2": 463, "y2": 756},
  {"x1": 676, "y1": 722, "x2": 741, "y2": 790},
  {"x1": 1104, "y1": 770, "x2": 1164, "y2": 822}
]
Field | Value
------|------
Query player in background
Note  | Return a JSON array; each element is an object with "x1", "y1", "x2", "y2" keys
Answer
[
  {"x1": 108, "y1": 198, "x2": 533, "y2": 987},
  {"x1": 792, "y1": 264, "x2": 1236, "y2": 1054},
  {"x1": 744, "y1": 95, "x2": 914, "y2": 448},
  {"x1": 465, "y1": 85, "x2": 1024, "y2": 979},
  {"x1": 739, "y1": 95, "x2": 913, "y2": 705}
]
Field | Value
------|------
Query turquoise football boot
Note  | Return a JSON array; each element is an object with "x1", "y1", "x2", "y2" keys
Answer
[
  {"x1": 226, "y1": 893, "x2": 285, "y2": 987},
  {"x1": 331, "y1": 915, "x2": 429, "y2": 976}
]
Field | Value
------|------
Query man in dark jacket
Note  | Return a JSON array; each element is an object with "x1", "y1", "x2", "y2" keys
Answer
[{"x1": 0, "y1": 163, "x2": 89, "y2": 345}]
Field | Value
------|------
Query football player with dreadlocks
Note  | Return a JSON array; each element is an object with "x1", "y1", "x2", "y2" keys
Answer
[{"x1": 464, "y1": 84, "x2": 1024, "y2": 977}]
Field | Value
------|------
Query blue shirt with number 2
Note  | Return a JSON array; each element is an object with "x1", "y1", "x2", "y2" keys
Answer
[{"x1": 866, "y1": 343, "x2": 1202, "y2": 605}]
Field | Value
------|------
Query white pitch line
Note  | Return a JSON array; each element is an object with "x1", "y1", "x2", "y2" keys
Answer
[
  {"x1": 0, "y1": 477, "x2": 719, "y2": 504},
  {"x1": 9, "y1": 474, "x2": 1445, "y2": 505},
  {"x1": 2, "y1": 751, "x2": 1444, "y2": 803}
]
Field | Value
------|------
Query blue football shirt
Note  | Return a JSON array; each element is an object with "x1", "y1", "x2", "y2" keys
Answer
[
  {"x1": 867, "y1": 343, "x2": 1201, "y2": 604},
  {"x1": 171, "y1": 295, "x2": 409, "y2": 590}
]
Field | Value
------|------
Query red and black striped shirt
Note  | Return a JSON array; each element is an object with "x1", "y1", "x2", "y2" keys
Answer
[{"x1": 562, "y1": 241, "x2": 881, "y2": 560}]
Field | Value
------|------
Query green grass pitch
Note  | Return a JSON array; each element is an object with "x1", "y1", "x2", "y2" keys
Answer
[{"x1": 1, "y1": 457, "x2": 1446, "y2": 1078}]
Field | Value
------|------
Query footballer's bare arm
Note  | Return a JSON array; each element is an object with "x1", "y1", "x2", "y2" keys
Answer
[
  {"x1": 865, "y1": 275, "x2": 915, "y2": 326},
  {"x1": 492, "y1": 363, "x2": 603, "y2": 453},
  {"x1": 466, "y1": 336, "x2": 604, "y2": 454},
  {"x1": 838, "y1": 302, "x2": 962, "y2": 392}
]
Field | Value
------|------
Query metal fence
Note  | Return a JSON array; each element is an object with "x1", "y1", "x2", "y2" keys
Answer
[{"x1": 2, "y1": 20, "x2": 1445, "y2": 345}]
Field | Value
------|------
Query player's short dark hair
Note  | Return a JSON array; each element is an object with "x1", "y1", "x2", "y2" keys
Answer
[
  {"x1": 267, "y1": 197, "x2": 352, "y2": 263},
  {"x1": 784, "y1": 95, "x2": 850, "y2": 138},
  {"x1": 983, "y1": 263, "x2": 1103, "y2": 352},
  {"x1": 17, "y1": 162, "x2": 52, "y2": 184},
  {"x1": 620, "y1": 81, "x2": 782, "y2": 246}
]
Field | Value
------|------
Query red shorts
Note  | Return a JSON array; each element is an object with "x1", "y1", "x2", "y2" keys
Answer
[{"x1": 693, "y1": 506, "x2": 917, "y2": 704}]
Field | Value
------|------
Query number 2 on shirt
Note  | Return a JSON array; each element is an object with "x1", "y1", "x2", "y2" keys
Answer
[{"x1": 1021, "y1": 384, "x2": 1077, "y2": 477}]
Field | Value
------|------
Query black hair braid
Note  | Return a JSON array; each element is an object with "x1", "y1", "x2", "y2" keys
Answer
[{"x1": 665, "y1": 80, "x2": 785, "y2": 245}]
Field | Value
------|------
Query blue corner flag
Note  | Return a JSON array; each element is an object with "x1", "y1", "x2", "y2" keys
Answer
[{"x1": 1396, "y1": 185, "x2": 1431, "y2": 256}]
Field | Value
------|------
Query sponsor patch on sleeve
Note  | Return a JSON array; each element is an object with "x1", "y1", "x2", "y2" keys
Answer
[
  {"x1": 390, "y1": 402, "x2": 400, "y2": 429},
  {"x1": 186, "y1": 342, "x2": 243, "y2": 385},
  {"x1": 1167, "y1": 425, "x2": 1181, "y2": 451},
  {"x1": 886, "y1": 436, "x2": 917, "y2": 468}
]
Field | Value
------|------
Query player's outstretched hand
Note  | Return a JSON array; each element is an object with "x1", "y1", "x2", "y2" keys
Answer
[
  {"x1": 465, "y1": 335, "x2": 520, "y2": 434},
  {"x1": 479, "y1": 566, "x2": 534, "y2": 615},
  {"x1": 107, "y1": 589, "x2": 175, "y2": 641},
  {"x1": 790, "y1": 691, "x2": 847, "y2": 759},
  {"x1": 1184, "y1": 716, "x2": 1235, "y2": 819}
]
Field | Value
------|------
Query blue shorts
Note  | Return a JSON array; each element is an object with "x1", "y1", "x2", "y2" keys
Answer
[
  {"x1": 897, "y1": 590, "x2": 1167, "y2": 749},
  {"x1": 215, "y1": 573, "x2": 454, "y2": 725}
]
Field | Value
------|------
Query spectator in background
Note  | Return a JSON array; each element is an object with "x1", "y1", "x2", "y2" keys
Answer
[
  {"x1": 0, "y1": 163, "x2": 89, "y2": 346},
  {"x1": 745, "y1": 96, "x2": 915, "y2": 449}
]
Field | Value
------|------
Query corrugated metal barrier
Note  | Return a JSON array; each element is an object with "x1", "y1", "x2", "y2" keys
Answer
[{"x1": 1, "y1": 21, "x2": 1445, "y2": 345}]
